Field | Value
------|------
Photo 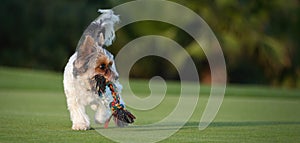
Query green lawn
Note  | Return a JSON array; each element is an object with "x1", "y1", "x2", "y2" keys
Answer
[{"x1": 0, "y1": 67, "x2": 300, "y2": 143}]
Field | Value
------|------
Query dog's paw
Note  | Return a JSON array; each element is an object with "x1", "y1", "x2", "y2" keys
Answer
[{"x1": 72, "y1": 123, "x2": 90, "y2": 130}]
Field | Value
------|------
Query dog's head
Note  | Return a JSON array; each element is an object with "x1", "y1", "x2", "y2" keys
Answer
[{"x1": 73, "y1": 35, "x2": 118, "y2": 82}]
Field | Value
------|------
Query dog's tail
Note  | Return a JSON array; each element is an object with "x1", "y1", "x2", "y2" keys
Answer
[
  {"x1": 94, "y1": 9, "x2": 119, "y2": 47},
  {"x1": 79, "y1": 9, "x2": 119, "y2": 48}
]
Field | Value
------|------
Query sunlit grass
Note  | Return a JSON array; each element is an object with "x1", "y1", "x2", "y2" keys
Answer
[{"x1": 0, "y1": 67, "x2": 299, "y2": 143}]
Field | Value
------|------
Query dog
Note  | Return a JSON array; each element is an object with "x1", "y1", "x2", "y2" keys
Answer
[{"x1": 63, "y1": 10, "x2": 127, "y2": 130}]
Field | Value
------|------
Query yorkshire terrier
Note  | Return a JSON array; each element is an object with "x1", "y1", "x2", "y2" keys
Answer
[{"x1": 63, "y1": 9, "x2": 134, "y2": 130}]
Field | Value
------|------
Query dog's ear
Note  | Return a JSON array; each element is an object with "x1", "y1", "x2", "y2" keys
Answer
[
  {"x1": 99, "y1": 33, "x2": 105, "y2": 46},
  {"x1": 73, "y1": 35, "x2": 96, "y2": 76},
  {"x1": 77, "y1": 35, "x2": 96, "y2": 57}
]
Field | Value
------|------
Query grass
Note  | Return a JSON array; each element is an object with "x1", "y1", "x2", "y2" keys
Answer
[{"x1": 0, "y1": 66, "x2": 300, "y2": 142}]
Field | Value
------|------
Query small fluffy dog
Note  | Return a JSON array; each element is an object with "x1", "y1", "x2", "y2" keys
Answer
[{"x1": 63, "y1": 10, "x2": 129, "y2": 130}]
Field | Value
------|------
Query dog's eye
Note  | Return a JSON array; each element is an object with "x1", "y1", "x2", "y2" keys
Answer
[
  {"x1": 108, "y1": 62, "x2": 113, "y2": 67},
  {"x1": 99, "y1": 64, "x2": 106, "y2": 70}
]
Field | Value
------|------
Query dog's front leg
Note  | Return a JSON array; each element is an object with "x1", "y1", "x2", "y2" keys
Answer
[
  {"x1": 93, "y1": 101, "x2": 111, "y2": 124},
  {"x1": 66, "y1": 97, "x2": 90, "y2": 130}
]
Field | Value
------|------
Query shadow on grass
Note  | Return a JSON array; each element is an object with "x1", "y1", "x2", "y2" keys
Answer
[
  {"x1": 91, "y1": 121, "x2": 300, "y2": 131},
  {"x1": 188, "y1": 121, "x2": 300, "y2": 128}
]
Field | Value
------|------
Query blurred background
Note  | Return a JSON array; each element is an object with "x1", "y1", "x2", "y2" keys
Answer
[{"x1": 0, "y1": 0, "x2": 299, "y2": 88}]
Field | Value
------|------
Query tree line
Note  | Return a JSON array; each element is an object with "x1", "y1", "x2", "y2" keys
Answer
[{"x1": 0, "y1": 0, "x2": 299, "y2": 87}]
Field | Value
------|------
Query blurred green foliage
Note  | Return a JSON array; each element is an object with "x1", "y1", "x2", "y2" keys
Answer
[{"x1": 0, "y1": 0, "x2": 299, "y2": 87}]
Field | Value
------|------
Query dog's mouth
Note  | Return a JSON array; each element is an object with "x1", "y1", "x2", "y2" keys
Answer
[{"x1": 94, "y1": 74, "x2": 107, "y2": 96}]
